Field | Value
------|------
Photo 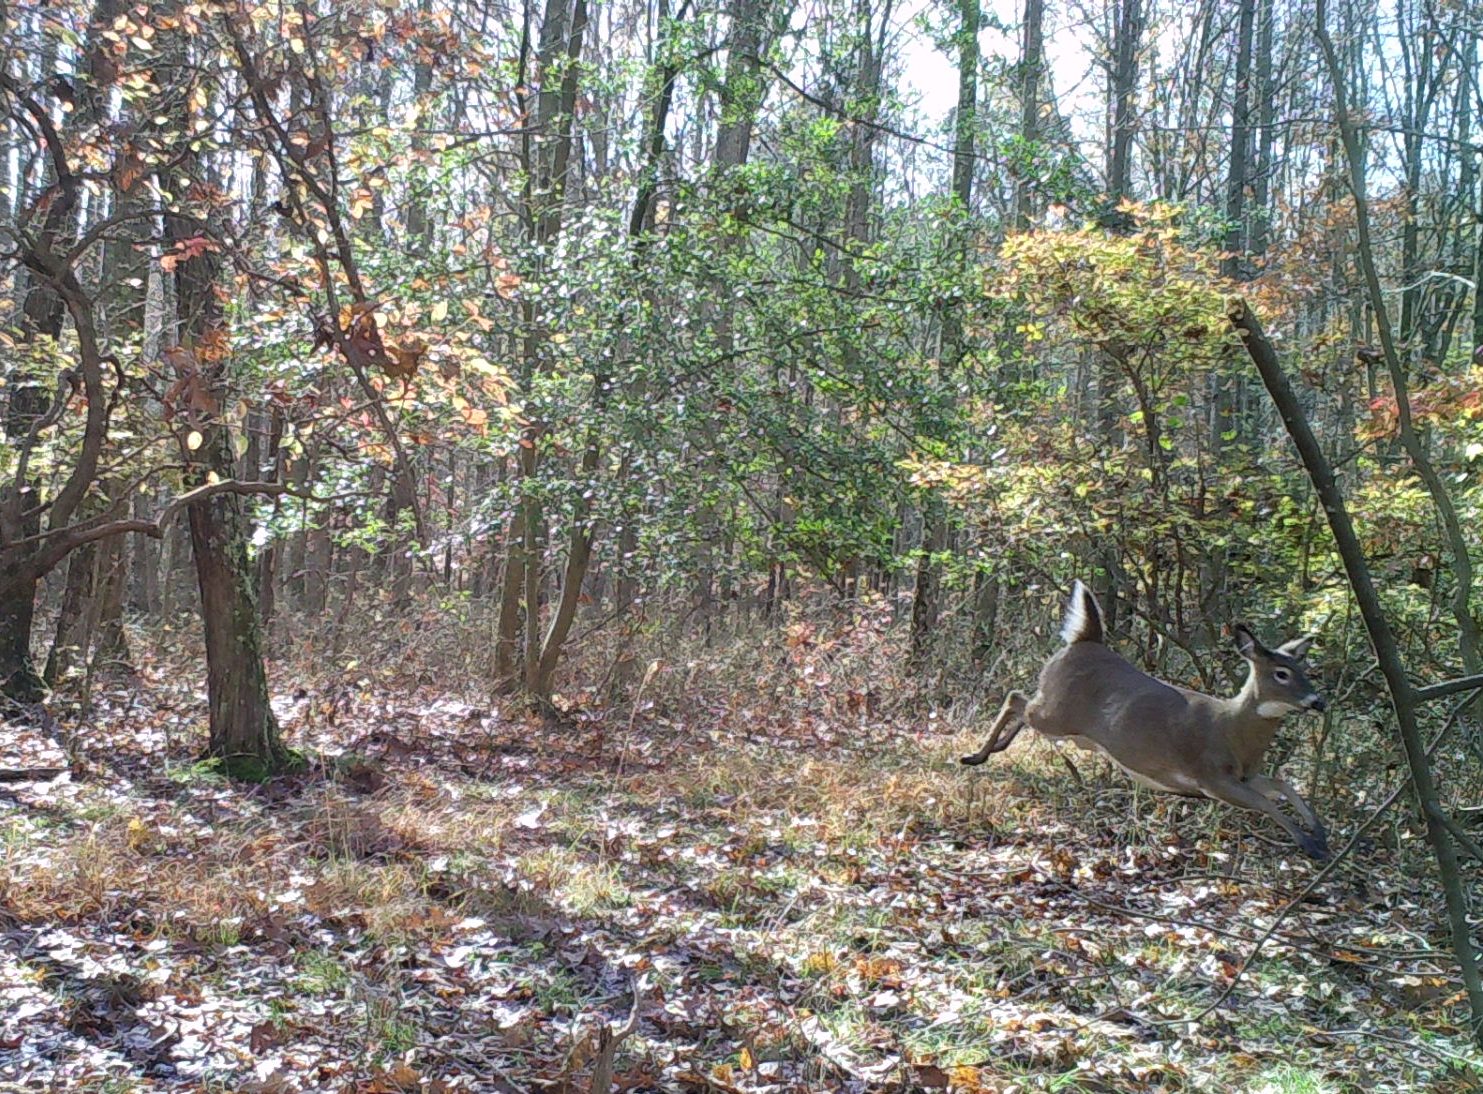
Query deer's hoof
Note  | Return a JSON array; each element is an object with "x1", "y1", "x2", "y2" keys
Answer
[
  {"x1": 1299, "y1": 829, "x2": 1331, "y2": 861},
  {"x1": 960, "y1": 754, "x2": 985, "y2": 766}
]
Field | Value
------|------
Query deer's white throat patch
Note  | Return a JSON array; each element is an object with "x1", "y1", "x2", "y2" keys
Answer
[{"x1": 1257, "y1": 700, "x2": 1297, "y2": 718}]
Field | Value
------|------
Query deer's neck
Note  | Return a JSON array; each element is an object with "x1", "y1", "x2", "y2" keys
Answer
[{"x1": 1218, "y1": 669, "x2": 1284, "y2": 775}]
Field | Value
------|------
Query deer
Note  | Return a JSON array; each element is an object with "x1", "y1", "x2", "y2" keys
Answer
[{"x1": 961, "y1": 580, "x2": 1331, "y2": 859}]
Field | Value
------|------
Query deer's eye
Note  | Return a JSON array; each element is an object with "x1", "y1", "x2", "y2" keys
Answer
[{"x1": 1273, "y1": 668, "x2": 1292, "y2": 684}]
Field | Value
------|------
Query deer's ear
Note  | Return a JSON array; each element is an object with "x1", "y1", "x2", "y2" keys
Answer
[
  {"x1": 1233, "y1": 625, "x2": 1264, "y2": 661},
  {"x1": 1278, "y1": 635, "x2": 1314, "y2": 661}
]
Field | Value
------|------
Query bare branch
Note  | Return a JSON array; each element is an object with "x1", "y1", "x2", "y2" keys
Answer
[{"x1": 1416, "y1": 674, "x2": 1483, "y2": 703}]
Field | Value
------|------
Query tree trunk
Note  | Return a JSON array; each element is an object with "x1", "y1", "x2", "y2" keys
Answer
[
  {"x1": 1247, "y1": 0, "x2": 1275, "y2": 262},
  {"x1": 1221, "y1": 0, "x2": 1255, "y2": 280},
  {"x1": 532, "y1": 0, "x2": 688, "y2": 697},
  {"x1": 92, "y1": 531, "x2": 130, "y2": 673},
  {"x1": 45, "y1": 530, "x2": 99, "y2": 686},
  {"x1": 1107, "y1": 0, "x2": 1142, "y2": 202},
  {"x1": 165, "y1": 69, "x2": 288, "y2": 775},
  {"x1": 496, "y1": 0, "x2": 589, "y2": 697},
  {"x1": 714, "y1": 0, "x2": 774, "y2": 172},
  {"x1": 187, "y1": 465, "x2": 290, "y2": 778},
  {"x1": 1014, "y1": 0, "x2": 1043, "y2": 230},
  {"x1": 0, "y1": 574, "x2": 42, "y2": 701},
  {"x1": 1212, "y1": 0, "x2": 1257, "y2": 461},
  {"x1": 911, "y1": 0, "x2": 974, "y2": 668}
]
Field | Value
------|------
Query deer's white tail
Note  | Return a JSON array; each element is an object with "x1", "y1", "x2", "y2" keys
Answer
[{"x1": 1060, "y1": 580, "x2": 1104, "y2": 645}]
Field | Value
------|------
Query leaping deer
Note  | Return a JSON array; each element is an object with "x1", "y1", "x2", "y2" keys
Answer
[{"x1": 961, "y1": 581, "x2": 1331, "y2": 859}]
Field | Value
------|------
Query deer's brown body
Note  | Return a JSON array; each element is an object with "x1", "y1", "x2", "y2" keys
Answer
[{"x1": 962, "y1": 581, "x2": 1331, "y2": 859}]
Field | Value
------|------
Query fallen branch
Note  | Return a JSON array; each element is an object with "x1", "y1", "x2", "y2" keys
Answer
[{"x1": 0, "y1": 767, "x2": 67, "y2": 783}]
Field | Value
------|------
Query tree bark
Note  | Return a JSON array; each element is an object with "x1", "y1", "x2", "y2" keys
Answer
[
  {"x1": 1221, "y1": 0, "x2": 1255, "y2": 280},
  {"x1": 1107, "y1": 0, "x2": 1142, "y2": 202},
  {"x1": 1247, "y1": 0, "x2": 1275, "y2": 262},
  {"x1": 0, "y1": 573, "x2": 42, "y2": 701}
]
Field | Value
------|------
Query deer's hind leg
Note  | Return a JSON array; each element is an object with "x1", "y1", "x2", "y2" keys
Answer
[{"x1": 961, "y1": 690, "x2": 1029, "y2": 766}]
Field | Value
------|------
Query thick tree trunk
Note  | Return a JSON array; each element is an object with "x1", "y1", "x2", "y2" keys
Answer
[
  {"x1": 714, "y1": 0, "x2": 773, "y2": 171},
  {"x1": 187, "y1": 461, "x2": 289, "y2": 778},
  {"x1": 165, "y1": 62, "x2": 288, "y2": 773},
  {"x1": 1107, "y1": 0, "x2": 1142, "y2": 202},
  {"x1": 0, "y1": 573, "x2": 43, "y2": 701}
]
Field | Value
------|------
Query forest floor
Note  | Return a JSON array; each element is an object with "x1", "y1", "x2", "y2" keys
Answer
[{"x1": 3, "y1": 645, "x2": 1483, "y2": 1093}]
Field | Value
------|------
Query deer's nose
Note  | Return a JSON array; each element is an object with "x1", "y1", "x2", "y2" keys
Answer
[{"x1": 1307, "y1": 695, "x2": 1327, "y2": 713}]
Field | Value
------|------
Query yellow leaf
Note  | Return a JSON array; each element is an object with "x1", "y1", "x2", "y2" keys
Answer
[
  {"x1": 186, "y1": 430, "x2": 203, "y2": 451},
  {"x1": 127, "y1": 816, "x2": 151, "y2": 851},
  {"x1": 738, "y1": 1046, "x2": 755, "y2": 1070},
  {"x1": 348, "y1": 190, "x2": 374, "y2": 220},
  {"x1": 431, "y1": 300, "x2": 449, "y2": 322}
]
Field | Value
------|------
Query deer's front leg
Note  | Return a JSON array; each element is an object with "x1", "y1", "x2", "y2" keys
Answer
[
  {"x1": 961, "y1": 690, "x2": 1028, "y2": 765},
  {"x1": 1247, "y1": 772, "x2": 1328, "y2": 849},
  {"x1": 1199, "y1": 774, "x2": 1331, "y2": 860}
]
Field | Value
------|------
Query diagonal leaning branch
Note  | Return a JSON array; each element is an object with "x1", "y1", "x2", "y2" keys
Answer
[{"x1": 1230, "y1": 296, "x2": 1483, "y2": 1044}]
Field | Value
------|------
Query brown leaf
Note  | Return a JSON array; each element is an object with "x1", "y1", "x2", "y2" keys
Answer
[
  {"x1": 248, "y1": 1020, "x2": 285, "y2": 1054},
  {"x1": 913, "y1": 1064, "x2": 950, "y2": 1088}
]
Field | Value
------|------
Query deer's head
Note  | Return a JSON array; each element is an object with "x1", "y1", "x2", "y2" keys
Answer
[{"x1": 1234, "y1": 626, "x2": 1325, "y2": 717}]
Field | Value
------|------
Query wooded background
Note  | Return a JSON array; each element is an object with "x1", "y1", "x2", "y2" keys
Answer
[{"x1": 5, "y1": 0, "x2": 1480, "y2": 748}]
